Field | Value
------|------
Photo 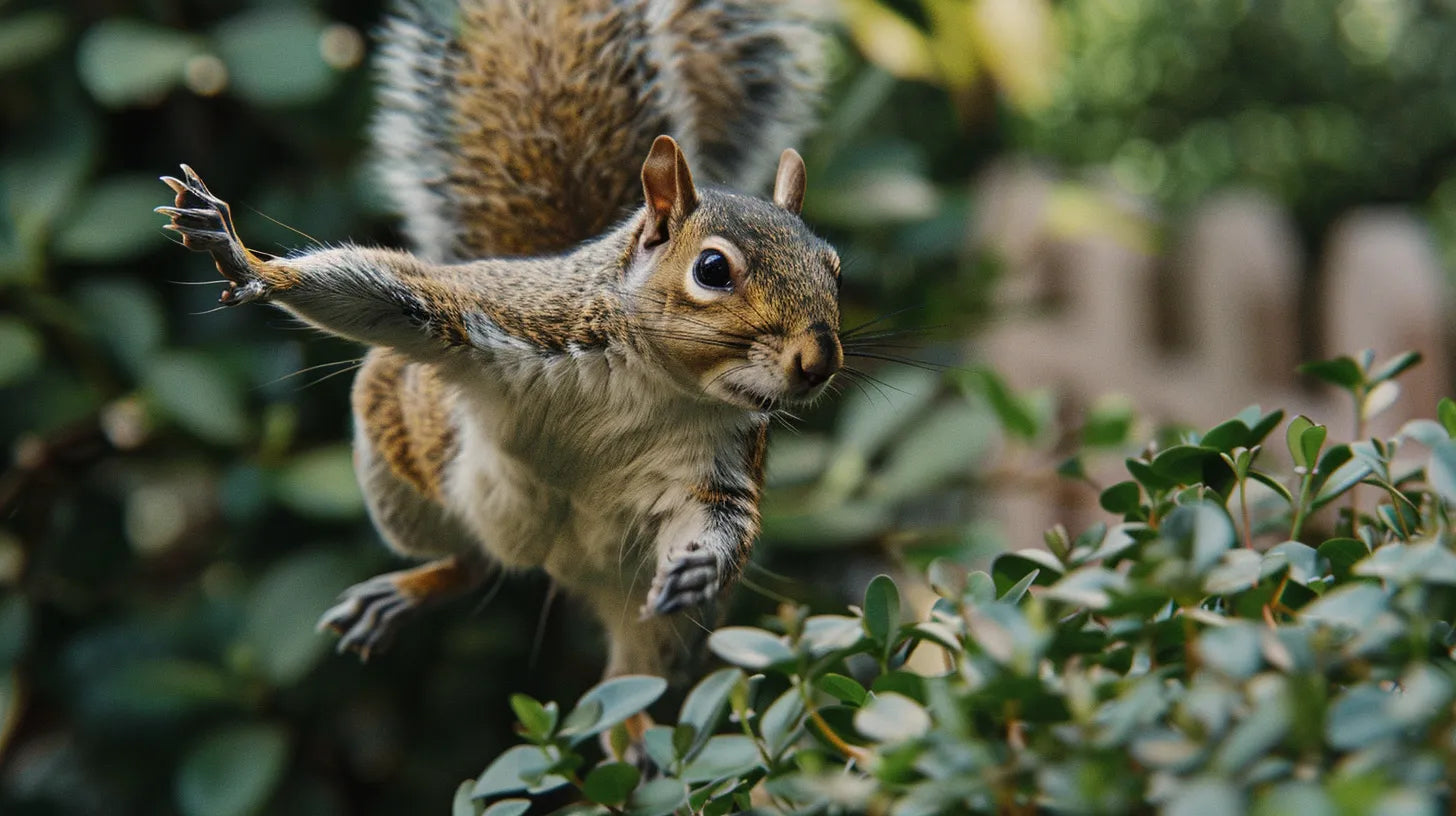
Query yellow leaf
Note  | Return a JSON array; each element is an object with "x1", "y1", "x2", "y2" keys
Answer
[
  {"x1": 923, "y1": 0, "x2": 981, "y2": 92},
  {"x1": 969, "y1": 0, "x2": 1060, "y2": 111},
  {"x1": 840, "y1": 0, "x2": 938, "y2": 82}
]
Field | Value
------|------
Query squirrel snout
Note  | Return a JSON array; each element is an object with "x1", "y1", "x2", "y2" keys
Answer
[{"x1": 785, "y1": 330, "x2": 842, "y2": 391}]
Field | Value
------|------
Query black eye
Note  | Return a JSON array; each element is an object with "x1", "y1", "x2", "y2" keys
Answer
[{"x1": 692, "y1": 249, "x2": 733, "y2": 291}]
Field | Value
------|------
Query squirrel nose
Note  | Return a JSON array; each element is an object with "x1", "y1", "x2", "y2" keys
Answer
[{"x1": 788, "y1": 331, "x2": 842, "y2": 390}]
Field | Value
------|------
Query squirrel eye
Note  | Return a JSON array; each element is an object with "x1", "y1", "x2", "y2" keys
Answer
[{"x1": 692, "y1": 249, "x2": 733, "y2": 291}]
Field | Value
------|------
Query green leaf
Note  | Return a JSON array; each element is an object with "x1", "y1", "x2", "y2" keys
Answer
[
  {"x1": 679, "y1": 735, "x2": 759, "y2": 783},
  {"x1": 471, "y1": 745, "x2": 568, "y2": 798},
  {"x1": 965, "y1": 570, "x2": 997, "y2": 603},
  {"x1": 1201, "y1": 419, "x2": 1251, "y2": 452},
  {"x1": 144, "y1": 351, "x2": 249, "y2": 445},
  {"x1": 213, "y1": 8, "x2": 338, "y2": 106},
  {"x1": 92, "y1": 659, "x2": 242, "y2": 720},
  {"x1": 0, "y1": 595, "x2": 30, "y2": 669},
  {"x1": 707, "y1": 627, "x2": 794, "y2": 671},
  {"x1": 0, "y1": 318, "x2": 41, "y2": 387},
  {"x1": 54, "y1": 174, "x2": 168, "y2": 262},
  {"x1": 561, "y1": 676, "x2": 668, "y2": 745},
  {"x1": 1199, "y1": 622, "x2": 1263, "y2": 679},
  {"x1": 677, "y1": 668, "x2": 741, "y2": 757},
  {"x1": 1043, "y1": 566, "x2": 1126, "y2": 609},
  {"x1": 1244, "y1": 407, "x2": 1286, "y2": 447},
  {"x1": 760, "y1": 687, "x2": 806, "y2": 757},
  {"x1": 275, "y1": 444, "x2": 365, "y2": 520},
  {"x1": 1312, "y1": 459, "x2": 1372, "y2": 509},
  {"x1": 1129, "y1": 729, "x2": 1204, "y2": 771},
  {"x1": 1149, "y1": 444, "x2": 1214, "y2": 485},
  {"x1": 927, "y1": 558, "x2": 967, "y2": 598},
  {"x1": 1318, "y1": 538, "x2": 1368, "y2": 580},
  {"x1": 0, "y1": 11, "x2": 66, "y2": 73},
  {"x1": 1203, "y1": 549, "x2": 1261, "y2": 595},
  {"x1": 1389, "y1": 665, "x2": 1453, "y2": 728},
  {"x1": 800, "y1": 614, "x2": 865, "y2": 656},
  {"x1": 1428, "y1": 439, "x2": 1456, "y2": 507},
  {"x1": 1298, "y1": 424, "x2": 1327, "y2": 473},
  {"x1": 77, "y1": 20, "x2": 201, "y2": 107},
  {"x1": 558, "y1": 699, "x2": 601, "y2": 738},
  {"x1": 1355, "y1": 541, "x2": 1456, "y2": 585},
  {"x1": 1255, "y1": 784, "x2": 1335, "y2": 816},
  {"x1": 999, "y1": 569, "x2": 1040, "y2": 604},
  {"x1": 451, "y1": 780, "x2": 484, "y2": 816},
  {"x1": 1286, "y1": 416, "x2": 1314, "y2": 468},
  {"x1": 854, "y1": 692, "x2": 930, "y2": 743},
  {"x1": 1212, "y1": 692, "x2": 1289, "y2": 773},
  {"x1": 862, "y1": 574, "x2": 901, "y2": 649},
  {"x1": 582, "y1": 762, "x2": 640, "y2": 806},
  {"x1": 1161, "y1": 502, "x2": 1235, "y2": 574},
  {"x1": 1126, "y1": 458, "x2": 1174, "y2": 492},
  {"x1": 1082, "y1": 395, "x2": 1135, "y2": 446},
  {"x1": 509, "y1": 694, "x2": 557, "y2": 741},
  {"x1": 1326, "y1": 684, "x2": 1404, "y2": 749},
  {"x1": 1302, "y1": 583, "x2": 1389, "y2": 631},
  {"x1": 1099, "y1": 480, "x2": 1142, "y2": 515},
  {"x1": 640, "y1": 726, "x2": 675, "y2": 772},
  {"x1": 1265, "y1": 541, "x2": 1319, "y2": 585},
  {"x1": 1397, "y1": 419, "x2": 1449, "y2": 449},
  {"x1": 1298, "y1": 356, "x2": 1364, "y2": 390},
  {"x1": 479, "y1": 800, "x2": 528, "y2": 816},
  {"x1": 962, "y1": 368, "x2": 1038, "y2": 438},
  {"x1": 873, "y1": 402, "x2": 992, "y2": 501},
  {"x1": 832, "y1": 367, "x2": 939, "y2": 458},
  {"x1": 626, "y1": 778, "x2": 688, "y2": 816},
  {"x1": 1247, "y1": 470, "x2": 1295, "y2": 506},
  {"x1": 1362, "y1": 380, "x2": 1401, "y2": 422},
  {"x1": 816, "y1": 673, "x2": 868, "y2": 707},
  {"x1": 1369, "y1": 350, "x2": 1421, "y2": 384},
  {"x1": 991, "y1": 549, "x2": 1063, "y2": 594},
  {"x1": 1439, "y1": 397, "x2": 1456, "y2": 437},
  {"x1": 74, "y1": 279, "x2": 165, "y2": 376},
  {"x1": 175, "y1": 723, "x2": 288, "y2": 816},
  {"x1": 1164, "y1": 778, "x2": 1244, "y2": 816},
  {"x1": 242, "y1": 549, "x2": 354, "y2": 686}
]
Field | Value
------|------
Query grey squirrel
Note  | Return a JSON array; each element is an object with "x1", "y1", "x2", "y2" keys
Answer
[{"x1": 157, "y1": 0, "x2": 840, "y2": 701}]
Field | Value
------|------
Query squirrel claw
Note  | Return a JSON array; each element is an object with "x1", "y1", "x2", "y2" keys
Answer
[
  {"x1": 157, "y1": 164, "x2": 264, "y2": 296},
  {"x1": 644, "y1": 549, "x2": 720, "y2": 618},
  {"x1": 317, "y1": 574, "x2": 421, "y2": 661}
]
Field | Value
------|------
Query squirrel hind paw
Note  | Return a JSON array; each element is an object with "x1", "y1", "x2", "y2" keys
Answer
[{"x1": 317, "y1": 574, "x2": 421, "y2": 661}]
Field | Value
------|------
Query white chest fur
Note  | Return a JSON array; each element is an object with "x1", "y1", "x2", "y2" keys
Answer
[{"x1": 438, "y1": 346, "x2": 749, "y2": 591}]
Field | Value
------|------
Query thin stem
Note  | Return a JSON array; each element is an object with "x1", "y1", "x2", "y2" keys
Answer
[
  {"x1": 1238, "y1": 472, "x2": 1253, "y2": 550},
  {"x1": 1290, "y1": 469, "x2": 1315, "y2": 542},
  {"x1": 800, "y1": 683, "x2": 868, "y2": 765}
]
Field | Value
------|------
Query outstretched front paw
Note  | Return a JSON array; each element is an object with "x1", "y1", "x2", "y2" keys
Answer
[
  {"x1": 644, "y1": 544, "x2": 721, "y2": 617},
  {"x1": 155, "y1": 164, "x2": 269, "y2": 305}
]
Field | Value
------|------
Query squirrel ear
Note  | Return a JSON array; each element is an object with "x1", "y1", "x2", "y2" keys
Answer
[
  {"x1": 772, "y1": 148, "x2": 806, "y2": 215},
  {"x1": 640, "y1": 135, "x2": 699, "y2": 249}
]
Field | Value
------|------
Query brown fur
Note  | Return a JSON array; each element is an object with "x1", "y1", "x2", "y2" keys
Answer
[
  {"x1": 449, "y1": 0, "x2": 669, "y2": 258},
  {"x1": 353, "y1": 351, "x2": 458, "y2": 503},
  {"x1": 388, "y1": 555, "x2": 482, "y2": 602}
]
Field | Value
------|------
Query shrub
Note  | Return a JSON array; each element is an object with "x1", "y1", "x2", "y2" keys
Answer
[{"x1": 457, "y1": 351, "x2": 1456, "y2": 815}]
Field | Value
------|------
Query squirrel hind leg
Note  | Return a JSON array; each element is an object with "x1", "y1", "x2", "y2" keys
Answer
[{"x1": 319, "y1": 556, "x2": 487, "y2": 661}]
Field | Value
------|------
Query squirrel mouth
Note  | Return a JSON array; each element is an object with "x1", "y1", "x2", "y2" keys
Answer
[{"x1": 720, "y1": 382, "x2": 781, "y2": 412}]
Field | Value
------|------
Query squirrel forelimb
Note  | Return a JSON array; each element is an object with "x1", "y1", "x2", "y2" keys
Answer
[{"x1": 157, "y1": 164, "x2": 280, "y2": 306}]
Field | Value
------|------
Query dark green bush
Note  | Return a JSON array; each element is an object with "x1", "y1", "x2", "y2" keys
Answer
[{"x1": 459, "y1": 351, "x2": 1456, "y2": 815}]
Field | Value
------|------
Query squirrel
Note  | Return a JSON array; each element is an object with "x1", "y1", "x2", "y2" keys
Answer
[{"x1": 156, "y1": 0, "x2": 839, "y2": 692}]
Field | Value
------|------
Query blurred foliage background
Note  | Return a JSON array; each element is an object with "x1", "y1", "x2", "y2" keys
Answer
[{"x1": 1, "y1": 0, "x2": 1453, "y2": 814}]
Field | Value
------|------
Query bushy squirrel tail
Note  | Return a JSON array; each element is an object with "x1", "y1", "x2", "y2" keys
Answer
[{"x1": 373, "y1": 0, "x2": 827, "y2": 263}]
